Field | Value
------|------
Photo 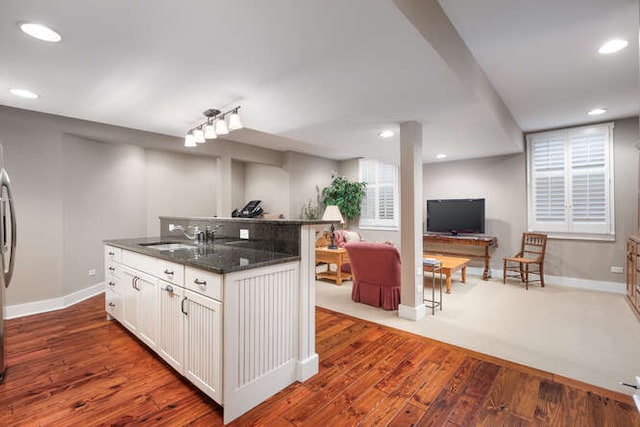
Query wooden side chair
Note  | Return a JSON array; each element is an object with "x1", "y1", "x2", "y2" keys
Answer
[{"x1": 503, "y1": 233, "x2": 548, "y2": 290}]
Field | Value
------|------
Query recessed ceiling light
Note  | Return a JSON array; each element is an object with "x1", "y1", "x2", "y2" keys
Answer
[
  {"x1": 379, "y1": 130, "x2": 394, "y2": 138},
  {"x1": 9, "y1": 88, "x2": 39, "y2": 99},
  {"x1": 587, "y1": 108, "x2": 607, "y2": 116},
  {"x1": 19, "y1": 22, "x2": 61, "y2": 42},
  {"x1": 598, "y1": 39, "x2": 628, "y2": 54},
  {"x1": 436, "y1": 153, "x2": 447, "y2": 160}
]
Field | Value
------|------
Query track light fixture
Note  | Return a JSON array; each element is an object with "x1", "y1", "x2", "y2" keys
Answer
[{"x1": 184, "y1": 106, "x2": 243, "y2": 147}]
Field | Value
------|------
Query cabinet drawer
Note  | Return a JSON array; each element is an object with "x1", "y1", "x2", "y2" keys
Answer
[
  {"x1": 105, "y1": 246, "x2": 122, "y2": 263},
  {"x1": 105, "y1": 261, "x2": 121, "y2": 279},
  {"x1": 105, "y1": 276, "x2": 124, "y2": 295},
  {"x1": 122, "y1": 249, "x2": 156, "y2": 273},
  {"x1": 105, "y1": 289, "x2": 124, "y2": 320},
  {"x1": 185, "y1": 267, "x2": 222, "y2": 301},
  {"x1": 122, "y1": 250, "x2": 184, "y2": 286},
  {"x1": 154, "y1": 259, "x2": 184, "y2": 286}
]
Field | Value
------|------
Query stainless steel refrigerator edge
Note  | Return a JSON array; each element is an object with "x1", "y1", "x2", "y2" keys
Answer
[{"x1": 0, "y1": 144, "x2": 17, "y2": 383}]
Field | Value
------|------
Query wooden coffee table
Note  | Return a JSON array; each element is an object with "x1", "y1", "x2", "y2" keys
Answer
[
  {"x1": 423, "y1": 254, "x2": 470, "y2": 293},
  {"x1": 315, "y1": 247, "x2": 351, "y2": 285}
]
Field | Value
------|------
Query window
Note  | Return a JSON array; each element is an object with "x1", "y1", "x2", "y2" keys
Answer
[
  {"x1": 526, "y1": 123, "x2": 614, "y2": 240},
  {"x1": 359, "y1": 159, "x2": 399, "y2": 229}
]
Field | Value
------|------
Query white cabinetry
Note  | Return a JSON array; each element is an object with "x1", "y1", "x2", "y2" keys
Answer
[
  {"x1": 157, "y1": 280, "x2": 185, "y2": 372},
  {"x1": 104, "y1": 244, "x2": 223, "y2": 405},
  {"x1": 119, "y1": 266, "x2": 158, "y2": 349},
  {"x1": 183, "y1": 289, "x2": 223, "y2": 404},
  {"x1": 104, "y1": 241, "x2": 312, "y2": 424}
]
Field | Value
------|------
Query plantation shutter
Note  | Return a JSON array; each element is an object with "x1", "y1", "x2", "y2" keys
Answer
[
  {"x1": 528, "y1": 132, "x2": 567, "y2": 232},
  {"x1": 359, "y1": 159, "x2": 398, "y2": 229},
  {"x1": 568, "y1": 126, "x2": 610, "y2": 234},
  {"x1": 527, "y1": 123, "x2": 614, "y2": 239}
]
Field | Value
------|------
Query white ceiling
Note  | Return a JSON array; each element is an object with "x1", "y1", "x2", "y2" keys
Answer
[{"x1": 0, "y1": 0, "x2": 637, "y2": 164}]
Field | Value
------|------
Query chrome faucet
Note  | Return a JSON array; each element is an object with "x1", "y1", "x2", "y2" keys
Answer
[
  {"x1": 205, "y1": 224, "x2": 223, "y2": 243},
  {"x1": 169, "y1": 224, "x2": 202, "y2": 242}
]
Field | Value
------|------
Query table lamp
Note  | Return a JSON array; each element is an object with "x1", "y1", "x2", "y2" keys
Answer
[{"x1": 322, "y1": 205, "x2": 344, "y2": 249}]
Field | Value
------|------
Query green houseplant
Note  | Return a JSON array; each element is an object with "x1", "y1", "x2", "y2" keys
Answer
[{"x1": 321, "y1": 174, "x2": 367, "y2": 221}]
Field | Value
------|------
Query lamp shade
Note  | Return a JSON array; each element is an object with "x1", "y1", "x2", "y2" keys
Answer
[
  {"x1": 184, "y1": 133, "x2": 197, "y2": 147},
  {"x1": 215, "y1": 117, "x2": 229, "y2": 135},
  {"x1": 228, "y1": 111, "x2": 243, "y2": 130},
  {"x1": 193, "y1": 128, "x2": 205, "y2": 143},
  {"x1": 322, "y1": 205, "x2": 344, "y2": 223},
  {"x1": 204, "y1": 123, "x2": 217, "y2": 139}
]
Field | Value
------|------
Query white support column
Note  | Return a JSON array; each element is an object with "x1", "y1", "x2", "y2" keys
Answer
[
  {"x1": 297, "y1": 224, "x2": 320, "y2": 380},
  {"x1": 216, "y1": 156, "x2": 233, "y2": 217},
  {"x1": 398, "y1": 121, "x2": 426, "y2": 321}
]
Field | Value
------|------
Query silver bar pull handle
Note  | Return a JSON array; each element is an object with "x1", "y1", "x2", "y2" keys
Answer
[
  {"x1": 164, "y1": 269, "x2": 174, "y2": 276},
  {"x1": 0, "y1": 168, "x2": 16, "y2": 288},
  {"x1": 194, "y1": 278, "x2": 207, "y2": 286}
]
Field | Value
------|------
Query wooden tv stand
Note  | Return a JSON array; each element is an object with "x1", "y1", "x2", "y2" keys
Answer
[{"x1": 423, "y1": 233, "x2": 498, "y2": 280}]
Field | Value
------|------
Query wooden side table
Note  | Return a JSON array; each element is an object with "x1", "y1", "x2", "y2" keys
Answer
[
  {"x1": 315, "y1": 247, "x2": 351, "y2": 285},
  {"x1": 422, "y1": 254, "x2": 471, "y2": 293}
]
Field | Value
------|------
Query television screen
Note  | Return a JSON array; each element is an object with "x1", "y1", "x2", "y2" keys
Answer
[{"x1": 426, "y1": 198, "x2": 485, "y2": 235}]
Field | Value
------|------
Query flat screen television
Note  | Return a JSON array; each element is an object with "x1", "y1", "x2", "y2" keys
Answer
[{"x1": 426, "y1": 198, "x2": 485, "y2": 235}]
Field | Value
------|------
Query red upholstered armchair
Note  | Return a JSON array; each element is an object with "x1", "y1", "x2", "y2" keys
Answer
[{"x1": 345, "y1": 242, "x2": 401, "y2": 310}]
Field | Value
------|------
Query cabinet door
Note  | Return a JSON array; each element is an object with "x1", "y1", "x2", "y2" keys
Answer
[
  {"x1": 157, "y1": 281, "x2": 185, "y2": 373},
  {"x1": 183, "y1": 289, "x2": 223, "y2": 404},
  {"x1": 136, "y1": 272, "x2": 158, "y2": 350},
  {"x1": 121, "y1": 267, "x2": 139, "y2": 334}
]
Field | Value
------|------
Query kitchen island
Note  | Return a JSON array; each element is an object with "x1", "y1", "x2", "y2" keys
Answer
[{"x1": 104, "y1": 218, "x2": 328, "y2": 424}]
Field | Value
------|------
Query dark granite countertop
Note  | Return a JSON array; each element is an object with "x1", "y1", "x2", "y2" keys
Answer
[
  {"x1": 159, "y1": 216, "x2": 335, "y2": 225},
  {"x1": 104, "y1": 236, "x2": 300, "y2": 274}
]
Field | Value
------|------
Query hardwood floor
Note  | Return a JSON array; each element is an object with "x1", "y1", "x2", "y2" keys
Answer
[{"x1": 1, "y1": 294, "x2": 638, "y2": 426}]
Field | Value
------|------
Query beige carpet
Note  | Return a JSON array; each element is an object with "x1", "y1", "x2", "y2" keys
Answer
[{"x1": 315, "y1": 274, "x2": 640, "y2": 395}]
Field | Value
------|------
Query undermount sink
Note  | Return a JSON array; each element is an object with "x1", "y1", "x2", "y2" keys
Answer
[{"x1": 141, "y1": 242, "x2": 197, "y2": 251}]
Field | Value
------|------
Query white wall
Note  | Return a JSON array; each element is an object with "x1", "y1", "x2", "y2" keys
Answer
[
  {"x1": 244, "y1": 164, "x2": 290, "y2": 217},
  {"x1": 423, "y1": 153, "x2": 525, "y2": 271},
  {"x1": 62, "y1": 135, "x2": 147, "y2": 296},
  {"x1": 145, "y1": 150, "x2": 217, "y2": 236},
  {"x1": 231, "y1": 160, "x2": 246, "y2": 213},
  {"x1": 0, "y1": 109, "x2": 65, "y2": 303},
  {"x1": 282, "y1": 151, "x2": 337, "y2": 219},
  {"x1": 0, "y1": 106, "x2": 254, "y2": 307}
]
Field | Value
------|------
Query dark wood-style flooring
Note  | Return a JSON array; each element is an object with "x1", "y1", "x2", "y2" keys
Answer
[{"x1": 1, "y1": 294, "x2": 638, "y2": 426}]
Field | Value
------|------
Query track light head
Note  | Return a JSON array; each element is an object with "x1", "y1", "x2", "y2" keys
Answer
[
  {"x1": 228, "y1": 107, "x2": 243, "y2": 130},
  {"x1": 185, "y1": 106, "x2": 240, "y2": 147}
]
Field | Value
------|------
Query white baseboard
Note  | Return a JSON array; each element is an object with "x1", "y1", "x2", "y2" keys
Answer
[
  {"x1": 467, "y1": 267, "x2": 625, "y2": 294},
  {"x1": 398, "y1": 303, "x2": 428, "y2": 321},
  {"x1": 296, "y1": 353, "x2": 319, "y2": 382},
  {"x1": 6, "y1": 282, "x2": 105, "y2": 319}
]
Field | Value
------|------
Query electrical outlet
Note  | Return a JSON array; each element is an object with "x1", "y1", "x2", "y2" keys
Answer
[
  {"x1": 610, "y1": 266, "x2": 623, "y2": 274},
  {"x1": 240, "y1": 257, "x2": 249, "y2": 266},
  {"x1": 88, "y1": 269, "x2": 96, "y2": 276},
  {"x1": 240, "y1": 229, "x2": 249, "y2": 239}
]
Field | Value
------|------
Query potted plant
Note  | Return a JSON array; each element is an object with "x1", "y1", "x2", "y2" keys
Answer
[
  {"x1": 300, "y1": 186, "x2": 324, "y2": 220},
  {"x1": 321, "y1": 173, "x2": 367, "y2": 222}
]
